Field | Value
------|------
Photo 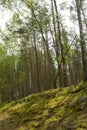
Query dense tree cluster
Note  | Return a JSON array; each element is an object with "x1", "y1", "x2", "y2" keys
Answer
[{"x1": 0, "y1": 0, "x2": 87, "y2": 102}]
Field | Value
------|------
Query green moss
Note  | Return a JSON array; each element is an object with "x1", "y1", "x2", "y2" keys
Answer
[{"x1": 0, "y1": 82, "x2": 87, "y2": 130}]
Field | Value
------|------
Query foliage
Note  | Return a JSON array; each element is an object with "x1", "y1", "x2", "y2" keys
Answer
[{"x1": 0, "y1": 0, "x2": 86, "y2": 102}]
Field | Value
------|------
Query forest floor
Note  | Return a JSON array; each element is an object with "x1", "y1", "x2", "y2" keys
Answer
[{"x1": 0, "y1": 82, "x2": 87, "y2": 130}]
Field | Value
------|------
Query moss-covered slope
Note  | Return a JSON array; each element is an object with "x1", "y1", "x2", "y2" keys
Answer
[{"x1": 0, "y1": 82, "x2": 87, "y2": 130}]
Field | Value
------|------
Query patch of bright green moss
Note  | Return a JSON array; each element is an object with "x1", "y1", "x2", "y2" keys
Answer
[{"x1": 0, "y1": 82, "x2": 87, "y2": 130}]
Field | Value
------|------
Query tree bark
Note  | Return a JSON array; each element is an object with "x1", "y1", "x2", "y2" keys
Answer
[{"x1": 75, "y1": 0, "x2": 87, "y2": 81}]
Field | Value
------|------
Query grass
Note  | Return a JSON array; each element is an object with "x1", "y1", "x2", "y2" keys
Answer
[{"x1": 0, "y1": 82, "x2": 87, "y2": 130}]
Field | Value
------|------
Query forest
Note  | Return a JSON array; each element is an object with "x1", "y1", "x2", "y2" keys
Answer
[
  {"x1": 0, "y1": 0, "x2": 87, "y2": 102},
  {"x1": 0, "y1": 0, "x2": 87, "y2": 130}
]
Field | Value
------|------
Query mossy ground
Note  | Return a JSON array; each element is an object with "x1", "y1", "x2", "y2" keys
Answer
[{"x1": 0, "y1": 82, "x2": 87, "y2": 130}]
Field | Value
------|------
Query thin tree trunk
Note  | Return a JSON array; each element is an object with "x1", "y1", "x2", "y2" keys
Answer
[{"x1": 51, "y1": 0, "x2": 62, "y2": 88}]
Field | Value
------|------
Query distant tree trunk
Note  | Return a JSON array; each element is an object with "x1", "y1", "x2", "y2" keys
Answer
[
  {"x1": 75, "y1": 0, "x2": 87, "y2": 81},
  {"x1": 43, "y1": 44, "x2": 48, "y2": 90},
  {"x1": 33, "y1": 29, "x2": 41, "y2": 92}
]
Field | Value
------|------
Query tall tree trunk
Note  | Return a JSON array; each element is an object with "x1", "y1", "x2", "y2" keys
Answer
[
  {"x1": 75, "y1": 0, "x2": 87, "y2": 81},
  {"x1": 53, "y1": 0, "x2": 66, "y2": 87},
  {"x1": 33, "y1": 30, "x2": 41, "y2": 92},
  {"x1": 51, "y1": 0, "x2": 62, "y2": 88}
]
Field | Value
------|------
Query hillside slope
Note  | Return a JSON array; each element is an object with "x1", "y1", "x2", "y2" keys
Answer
[{"x1": 0, "y1": 82, "x2": 87, "y2": 130}]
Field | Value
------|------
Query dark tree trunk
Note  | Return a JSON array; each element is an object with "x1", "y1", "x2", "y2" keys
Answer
[{"x1": 75, "y1": 0, "x2": 87, "y2": 81}]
